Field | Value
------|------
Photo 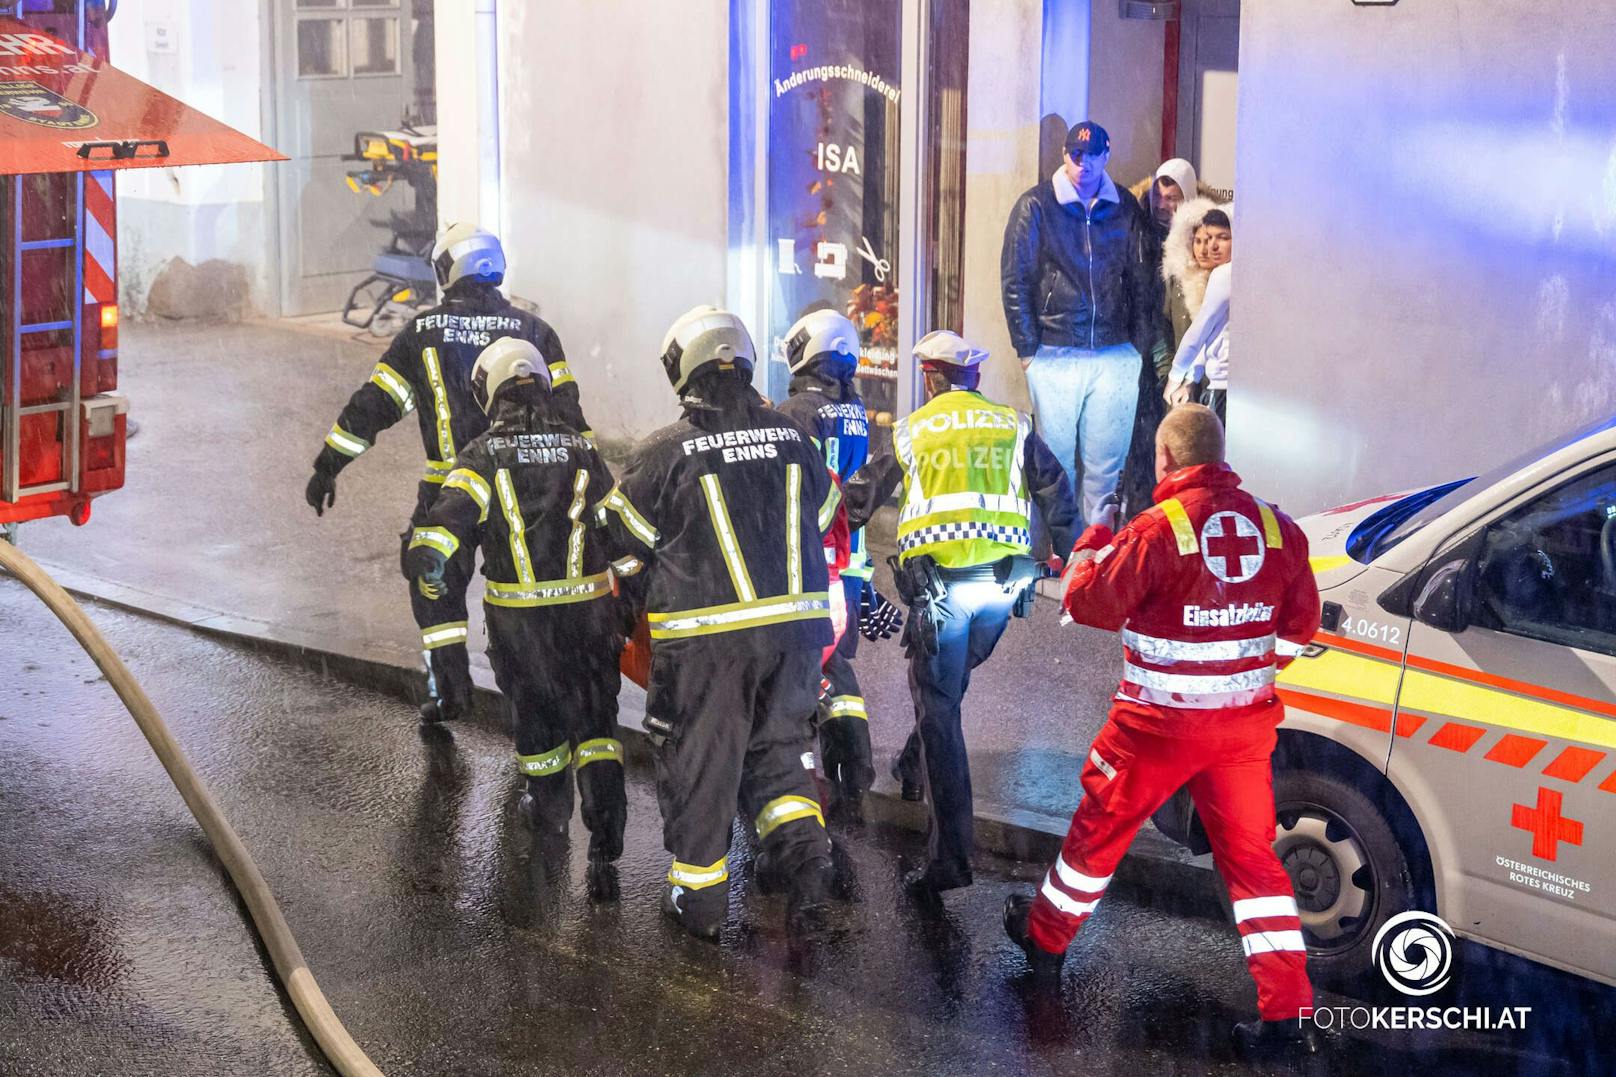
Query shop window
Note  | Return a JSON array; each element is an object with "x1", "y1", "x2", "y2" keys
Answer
[
  {"x1": 738, "y1": 0, "x2": 970, "y2": 423},
  {"x1": 763, "y1": 0, "x2": 904, "y2": 413}
]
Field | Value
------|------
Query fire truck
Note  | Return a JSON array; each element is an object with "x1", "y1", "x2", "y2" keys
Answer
[{"x1": 0, "y1": 0, "x2": 279, "y2": 531}]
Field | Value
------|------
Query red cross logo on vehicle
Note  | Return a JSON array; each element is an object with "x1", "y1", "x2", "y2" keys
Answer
[
  {"x1": 1200, "y1": 511, "x2": 1265, "y2": 583},
  {"x1": 1511, "y1": 786, "x2": 1583, "y2": 861}
]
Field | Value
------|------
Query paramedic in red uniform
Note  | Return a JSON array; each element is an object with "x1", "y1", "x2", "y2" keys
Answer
[{"x1": 1003, "y1": 403, "x2": 1322, "y2": 1057}]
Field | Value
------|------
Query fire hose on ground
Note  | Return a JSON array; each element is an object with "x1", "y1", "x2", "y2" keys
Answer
[{"x1": 0, "y1": 539, "x2": 385, "y2": 1077}]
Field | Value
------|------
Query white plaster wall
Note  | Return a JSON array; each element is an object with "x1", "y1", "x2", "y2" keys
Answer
[
  {"x1": 963, "y1": 0, "x2": 1045, "y2": 412},
  {"x1": 1232, "y1": 0, "x2": 1616, "y2": 513},
  {"x1": 432, "y1": 2, "x2": 480, "y2": 229},
  {"x1": 107, "y1": 0, "x2": 272, "y2": 313},
  {"x1": 1086, "y1": 2, "x2": 1162, "y2": 187},
  {"x1": 496, "y1": 0, "x2": 730, "y2": 443}
]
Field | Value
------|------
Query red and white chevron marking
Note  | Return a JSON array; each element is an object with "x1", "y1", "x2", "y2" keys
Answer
[{"x1": 82, "y1": 169, "x2": 114, "y2": 306}]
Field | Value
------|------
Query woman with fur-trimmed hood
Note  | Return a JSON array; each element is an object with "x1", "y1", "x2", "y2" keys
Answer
[
  {"x1": 1158, "y1": 196, "x2": 1233, "y2": 381},
  {"x1": 1164, "y1": 201, "x2": 1233, "y2": 424}
]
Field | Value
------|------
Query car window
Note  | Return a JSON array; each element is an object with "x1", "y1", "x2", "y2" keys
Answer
[{"x1": 1475, "y1": 465, "x2": 1616, "y2": 656}]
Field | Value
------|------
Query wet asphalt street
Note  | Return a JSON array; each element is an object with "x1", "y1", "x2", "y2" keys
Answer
[{"x1": 2, "y1": 581, "x2": 1610, "y2": 1077}]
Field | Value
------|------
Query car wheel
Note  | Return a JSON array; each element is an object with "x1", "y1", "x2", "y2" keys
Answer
[{"x1": 1272, "y1": 769, "x2": 1414, "y2": 989}]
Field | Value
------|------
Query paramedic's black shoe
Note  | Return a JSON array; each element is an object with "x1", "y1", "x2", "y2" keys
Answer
[
  {"x1": 1232, "y1": 1017, "x2": 1318, "y2": 1057},
  {"x1": 1003, "y1": 892, "x2": 1065, "y2": 978}
]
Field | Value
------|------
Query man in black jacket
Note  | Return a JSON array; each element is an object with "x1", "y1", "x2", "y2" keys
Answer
[
  {"x1": 305, "y1": 224, "x2": 590, "y2": 724},
  {"x1": 405, "y1": 337, "x2": 627, "y2": 900},
  {"x1": 601, "y1": 306, "x2": 842, "y2": 942},
  {"x1": 1000, "y1": 121, "x2": 1160, "y2": 526}
]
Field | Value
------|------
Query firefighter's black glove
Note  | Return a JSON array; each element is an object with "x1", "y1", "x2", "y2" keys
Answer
[
  {"x1": 405, "y1": 546, "x2": 447, "y2": 601},
  {"x1": 859, "y1": 583, "x2": 904, "y2": 642},
  {"x1": 305, "y1": 470, "x2": 337, "y2": 516}
]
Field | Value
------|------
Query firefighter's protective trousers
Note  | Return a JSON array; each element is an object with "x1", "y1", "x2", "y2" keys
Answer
[
  {"x1": 404, "y1": 480, "x2": 475, "y2": 708},
  {"x1": 820, "y1": 575, "x2": 874, "y2": 797},
  {"x1": 486, "y1": 602, "x2": 626, "y2": 861},
  {"x1": 1027, "y1": 719, "x2": 1311, "y2": 1020},
  {"x1": 650, "y1": 641, "x2": 828, "y2": 930}
]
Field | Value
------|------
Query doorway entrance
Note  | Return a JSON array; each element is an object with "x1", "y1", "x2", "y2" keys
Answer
[
  {"x1": 1173, "y1": 0, "x2": 1239, "y2": 192},
  {"x1": 270, "y1": 0, "x2": 434, "y2": 316}
]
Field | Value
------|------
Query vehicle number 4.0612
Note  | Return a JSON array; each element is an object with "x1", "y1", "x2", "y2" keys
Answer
[{"x1": 1340, "y1": 616, "x2": 1402, "y2": 647}]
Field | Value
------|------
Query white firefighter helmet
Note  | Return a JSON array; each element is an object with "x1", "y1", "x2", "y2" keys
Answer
[
  {"x1": 913, "y1": 329, "x2": 989, "y2": 371},
  {"x1": 471, "y1": 337, "x2": 548, "y2": 414},
  {"x1": 431, "y1": 222, "x2": 506, "y2": 289},
  {"x1": 659, "y1": 305, "x2": 756, "y2": 393},
  {"x1": 784, "y1": 309, "x2": 861, "y2": 375}
]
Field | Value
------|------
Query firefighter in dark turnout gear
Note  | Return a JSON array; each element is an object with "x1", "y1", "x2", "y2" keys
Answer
[
  {"x1": 846, "y1": 330, "x2": 1079, "y2": 903},
  {"x1": 305, "y1": 224, "x2": 591, "y2": 723},
  {"x1": 773, "y1": 309, "x2": 897, "y2": 820},
  {"x1": 601, "y1": 306, "x2": 840, "y2": 941},
  {"x1": 404, "y1": 337, "x2": 627, "y2": 899}
]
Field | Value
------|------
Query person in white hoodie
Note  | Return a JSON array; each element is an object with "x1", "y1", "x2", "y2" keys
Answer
[
  {"x1": 1121, "y1": 159, "x2": 1201, "y2": 519},
  {"x1": 1165, "y1": 206, "x2": 1233, "y2": 422}
]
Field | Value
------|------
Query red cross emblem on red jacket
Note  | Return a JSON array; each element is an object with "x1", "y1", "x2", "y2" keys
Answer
[{"x1": 1059, "y1": 463, "x2": 1321, "y2": 737}]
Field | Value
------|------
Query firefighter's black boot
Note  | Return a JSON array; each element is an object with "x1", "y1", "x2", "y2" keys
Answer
[
  {"x1": 585, "y1": 860, "x2": 620, "y2": 903},
  {"x1": 820, "y1": 717, "x2": 874, "y2": 824},
  {"x1": 1003, "y1": 892, "x2": 1065, "y2": 978},
  {"x1": 515, "y1": 777, "x2": 569, "y2": 839},
  {"x1": 827, "y1": 785, "x2": 864, "y2": 826},
  {"x1": 661, "y1": 883, "x2": 725, "y2": 943},
  {"x1": 419, "y1": 697, "x2": 464, "y2": 724},
  {"x1": 752, "y1": 845, "x2": 788, "y2": 896},
  {"x1": 1232, "y1": 1017, "x2": 1319, "y2": 1057},
  {"x1": 785, "y1": 855, "x2": 834, "y2": 939}
]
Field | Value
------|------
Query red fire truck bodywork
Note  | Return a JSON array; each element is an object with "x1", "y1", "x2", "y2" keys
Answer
[{"x1": 0, "y1": 3, "x2": 281, "y2": 526}]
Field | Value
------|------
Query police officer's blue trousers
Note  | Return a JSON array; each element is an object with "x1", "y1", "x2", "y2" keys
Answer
[{"x1": 903, "y1": 581, "x2": 1017, "y2": 888}]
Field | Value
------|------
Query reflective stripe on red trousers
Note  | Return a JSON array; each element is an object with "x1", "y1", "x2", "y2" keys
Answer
[{"x1": 1027, "y1": 718, "x2": 1313, "y2": 1021}]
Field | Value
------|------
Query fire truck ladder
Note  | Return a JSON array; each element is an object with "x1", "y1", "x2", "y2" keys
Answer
[
  {"x1": 2, "y1": 0, "x2": 88, "y2": 507},
  {"x1": 1, "y1": 170, "x2": 85, "y2": 504}
]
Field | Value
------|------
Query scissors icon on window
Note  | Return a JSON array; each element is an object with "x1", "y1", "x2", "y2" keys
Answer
[{"x1": 857, "y1": 235, "x2": 891, "y2": 283}]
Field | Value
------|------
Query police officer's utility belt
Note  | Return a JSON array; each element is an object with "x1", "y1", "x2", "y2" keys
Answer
[
  {"x1": 910, "y1": 555, "x2": 1042, "y2": 588},
  {"x1": 485, "y1": 571, "x2": 613, "y2": 608}
]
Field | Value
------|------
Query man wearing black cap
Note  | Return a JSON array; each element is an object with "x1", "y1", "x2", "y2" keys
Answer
[{"x1": 1000, "y1": 120, "x2": 1161, "y2": 527}]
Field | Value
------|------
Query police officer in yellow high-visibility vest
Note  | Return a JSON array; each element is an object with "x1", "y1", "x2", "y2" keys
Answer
[{"x1": 847, "y1": 330, "x2": 1079, "y2": 903}]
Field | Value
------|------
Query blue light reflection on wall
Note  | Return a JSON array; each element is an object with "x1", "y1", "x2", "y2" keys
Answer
[{"x1": 1230, "y1": 10, "x2": 1616, "y2": 515}]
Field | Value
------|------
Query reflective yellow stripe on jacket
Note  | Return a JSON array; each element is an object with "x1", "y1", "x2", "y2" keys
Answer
[
  {"x1": 485, "y1": 571, "x2": 613, "y2": 608},
  {"x1": 648, "y1": 593, "x2": 830, "y2": 640},
  {"x1": 421, "y1": 346, "x2": 457, "y2": 466}
]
